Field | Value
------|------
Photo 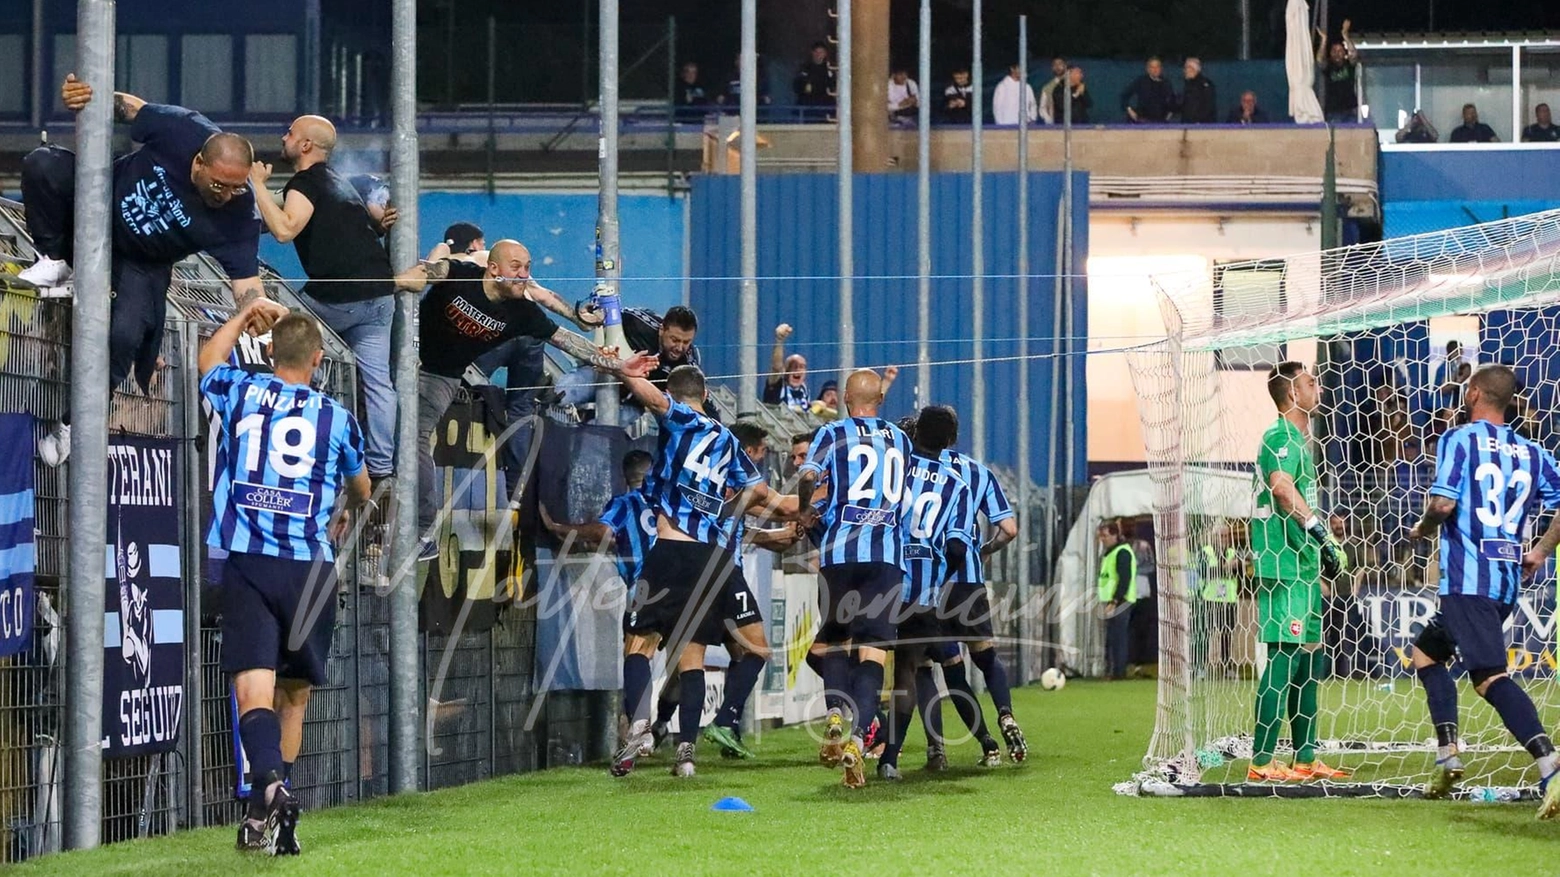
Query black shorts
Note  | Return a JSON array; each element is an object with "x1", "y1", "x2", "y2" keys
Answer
[
  {"x1": 817, "y1": 561, "x2": 903, "y2": 648},
  {"x1": 1414, "y1": 593, "x2": 1513, "y2": 674},
  {"x1": 941, "y1": 581, "x2": 995, "y2": 640},
  {"x1": 892, "y1": 602, "x2": 946, "y2": 664},
  {"x1": 630, "y1": 539, "x2": 740, "y2": 647},
  {"x1": 219, "y1": 552, "x2": 338, "y2": 686},
  {"x1": 724, "y1": 567, "x2": 762, "y2": 629}
]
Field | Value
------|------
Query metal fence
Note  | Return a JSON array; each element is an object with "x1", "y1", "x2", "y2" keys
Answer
[{"x1": 0, "y1": 198, "x2": 601, "y2": 864}]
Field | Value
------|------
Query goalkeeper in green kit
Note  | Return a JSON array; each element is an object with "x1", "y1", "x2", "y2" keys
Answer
[{"x1": 1247, "y1": 362, "x2": 1351, "y2": 782}]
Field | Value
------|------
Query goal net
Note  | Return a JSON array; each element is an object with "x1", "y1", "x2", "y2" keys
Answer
[{"x1": 1123, "y1": 208, "x2": 1560, "y2": 798}]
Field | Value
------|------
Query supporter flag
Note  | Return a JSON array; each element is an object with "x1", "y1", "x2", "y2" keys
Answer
[{"x1": 0, "y1": 414, "x2": 34, "y2": 657}]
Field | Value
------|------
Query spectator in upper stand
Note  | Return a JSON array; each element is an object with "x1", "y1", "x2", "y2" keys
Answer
[
  {"x1": 941, "y1": 68, "x2": 974, "y2": 125},
  {"x1": 1122, "y1": 56, "x2": 1175, "y2": 123},
  {"x1": 1038, "y1": 56, "x2": 1068, "y2": 124},
  {"x1": 1522, "y1": 103, "x2": 1560, "y2": 142},
  {"x1": 992, "y1": 63, "x2": 1038, "y2": 126},
  {"x1": 1051, "y1": 66, "x2": 1091, "y2": 124},
  {"x1": 887, "y1": 66, "x2": 920, "y2": 127},
  {"x1": 718, "y1": 53, "x2": 771, "y2": 115},
  {"x1": 674, "y1": 62, "x2": 710, "y2": 121},
  {"x1": 1316, "y1": 19, "x2": 1359, "y2": 123},
  {"x1": 1395, "y1": 110, "x2": 1439, "y2": 143},
  {"x1": 1179, "y1": 57, "x2": 1217, "y2": 124},
  {"x1": 1225, "y1": 90, "x2": 1271, "y2": 124},
  {"x1": 793, "y1": 42, "x2": 836, "y2": 118},
  {"x1": 1449, "y1": 103, "x2": 1498, "y2": 143},
  {"x1": 763, "y1": 322, "x2": 809, "y2": 410}
]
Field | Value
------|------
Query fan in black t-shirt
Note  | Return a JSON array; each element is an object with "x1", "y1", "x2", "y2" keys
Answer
[
  {"x1": 396, "y1": 239, "x2": 652, "y2": 381},
  {"x1": 396, "y1": 239, "x2": 655, "y2": 541}
]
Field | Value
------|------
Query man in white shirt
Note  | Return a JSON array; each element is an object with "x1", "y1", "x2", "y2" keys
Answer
[
  {"x1": 992, "y1": 63, "x2": 1037, "y2": 126},
  {"x1": 888, "y1": 67, "x2": 920, "y2": 127}
]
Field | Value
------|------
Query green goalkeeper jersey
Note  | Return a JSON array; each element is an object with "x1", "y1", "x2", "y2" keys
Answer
[{"x1": 1251, "y1": 417, "x2": 1319, "y2": 584}]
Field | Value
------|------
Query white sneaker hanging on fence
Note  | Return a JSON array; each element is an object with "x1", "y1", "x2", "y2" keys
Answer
[
  {"x1": 18, "y1": 257, "x2": 73, "y2": 289},
  {"x1": 38, "y1": 422, "x2": 71, "y2": 468}
]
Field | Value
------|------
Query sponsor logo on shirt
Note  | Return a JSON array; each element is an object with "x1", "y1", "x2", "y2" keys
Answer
[
  {"x1": 904, "y1": 543, "x2": 933, "y2": 560},
  {"x1": 1480, "y1": 539, "x2": 1521, "y2": 563},
  {"x1": 842, "y1": 505, "x2": 897, "y2": 527},
  {"x1": 234, "y1": 481, "x2": 315, "y2": 518},
  {"x1": 1289, "y1": 619, "x2": 1302, "y2": 637},
  {"x1": 679, "y1": 485, "x2": 725, "y2": 516}
]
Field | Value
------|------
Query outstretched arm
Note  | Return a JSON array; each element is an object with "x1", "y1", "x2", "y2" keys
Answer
[
  {"x1": 539, "y1": 504, "x2": 613, "y2": 552},
  {"x1": 524, "y1": 281, "x2": 604, "y2": 330},
  {"x1": 547, "y1": 327, "x2": 654, "y2": 378},
  {"x1": 61, "y1": 74, "x2": 145, "y2": 122},
  {"x1": 199, "y1": 298, "x2": 290, "y2": 375},
  {"x1": 768, "y1": 324, "x2": 792, "y2": 387}
]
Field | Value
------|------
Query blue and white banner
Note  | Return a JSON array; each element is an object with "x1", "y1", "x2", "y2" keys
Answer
[
  {"x1": 103, "y1": 435, "x2": 185, "y2": 757},
  {"x1": 0, "y1": 414, "x2": 35, "y2": 658},
  {"x1": 1355, "y1": 582, "x2": 1557, "y2": 678}
]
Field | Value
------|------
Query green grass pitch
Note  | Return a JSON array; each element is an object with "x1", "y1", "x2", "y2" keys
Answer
[{"x1": 17, "y1": 680, "x2": 1557, "y2": 876}]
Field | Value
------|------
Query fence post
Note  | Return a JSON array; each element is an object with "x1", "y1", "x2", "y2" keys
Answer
[
  {"x1": 177, "y1": 321, "x2": 204, "y2": 828},
  {"x1": 63, "y1": 0, "x2": 115, "y2": 850},
  {"x1": 387, "y1": 0, "x2": 423, "y2": 794}
]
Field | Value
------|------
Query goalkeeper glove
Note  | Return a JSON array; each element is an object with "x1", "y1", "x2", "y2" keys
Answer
[{"x1": 1305, "y1": 515, "x2": 1348, "y2": 580}]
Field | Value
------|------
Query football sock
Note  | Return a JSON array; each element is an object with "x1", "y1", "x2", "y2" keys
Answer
[
  {"x1": 820, "y1": 649, "x2": 851, "y2": 714},
  {"x1": 970, "y1": 646, "x2": 1013, "y2": 716},
  {"x1": 655, "y1": 688, "x2": 678, "y2": 727},
  {"x1": 238, "y1": 708, "x2": 283, "y2": 821},
  {"x1": 914, "y1": 666, "x2": 944, "y2": 748},
  {"x1": 283, "y1": 761, "x2": 293, "y2": 783},
  {"x1": 941, "y1": 660, "x2": 992, "y2": 745},
  {"x1": 1289, "y1": 648, "x2": 1320, "y2": 763},
  {"x1": 1252, "y1": 643, "x2": 1295, "y2": 767},
  {"x1": 622, "y1": 653, "x2": 652, "y2": 725},
  {"x1": 805, "y1": 651, "x2": 825, "y2": 680},
  {"x1": 882, "y1": 702, "x2": 913, "y2": 769},
  {"x1": 677, "y1": 669, "x2": 705, "y2": 745},
  {"x1": 1481, "y1": 677, "x2": 1551, "y2": 763},
  {"x1": 716, "y1": 653, "x2": 766, "y2": 730},
  {"x1": 850, "y1": 659, "x2": 886, "y2": 738},
  {"x1": 1416, "y1": 663, "x2": 1460, "y2": 759}
]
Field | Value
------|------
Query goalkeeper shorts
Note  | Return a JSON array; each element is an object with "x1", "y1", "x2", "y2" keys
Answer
[{"x1": 1253, "y1": 577, "x2": 1322, "y2": 645}]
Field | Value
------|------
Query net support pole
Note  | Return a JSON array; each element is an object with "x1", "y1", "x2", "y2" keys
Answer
[
  {"x1": 837, "y1": 0, "x2": 854, "y2": 374},
  {"x1": 596, "y1": 0, "x2": 626, "y2": 427},
  {"x1": 64, "y1": 0, "x2": 113, "y2": 849},
  {"x1": 1060, "y1": 61, "x2": 1076, "y2": 534},
  {"x1": 915, "y1": 0, "x2": 931, "y2": 409},
  {"x1": 387, "y1": 0, "x2": 422, "y2": 795},
  {"x1": 970, "y1": 0, "x2": 985, "y2": 461},
  {"x1": 738, "y1": 0, "x2": 759, "y2": 415},
  {"x1": 1015, "y1": 16, "x2": 1031, "y2": 683}
]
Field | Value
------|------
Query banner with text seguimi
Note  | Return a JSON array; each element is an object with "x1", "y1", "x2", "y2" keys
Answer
[{"x1": 103, "y1": 436, "x2": 185, "y2": 757}]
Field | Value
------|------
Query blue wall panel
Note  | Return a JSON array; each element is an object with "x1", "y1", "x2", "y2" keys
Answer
[
  {"x1": 1382, "y1": 149, "x2": 1560, "y2": 204},
  {"x1": 688, "y1": 171, "x2": 1088, "y2": 486},
  {"x1": 259, "y1": 190, "x2": 687, "y2": 315}
]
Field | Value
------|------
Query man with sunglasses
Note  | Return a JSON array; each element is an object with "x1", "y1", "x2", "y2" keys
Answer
[
  {"x1": 250, "y1": 115, "x2": 398, "y2": 485},
  {"x1": 19, "y1": 74, "x2": 271, "y2": 466}
]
